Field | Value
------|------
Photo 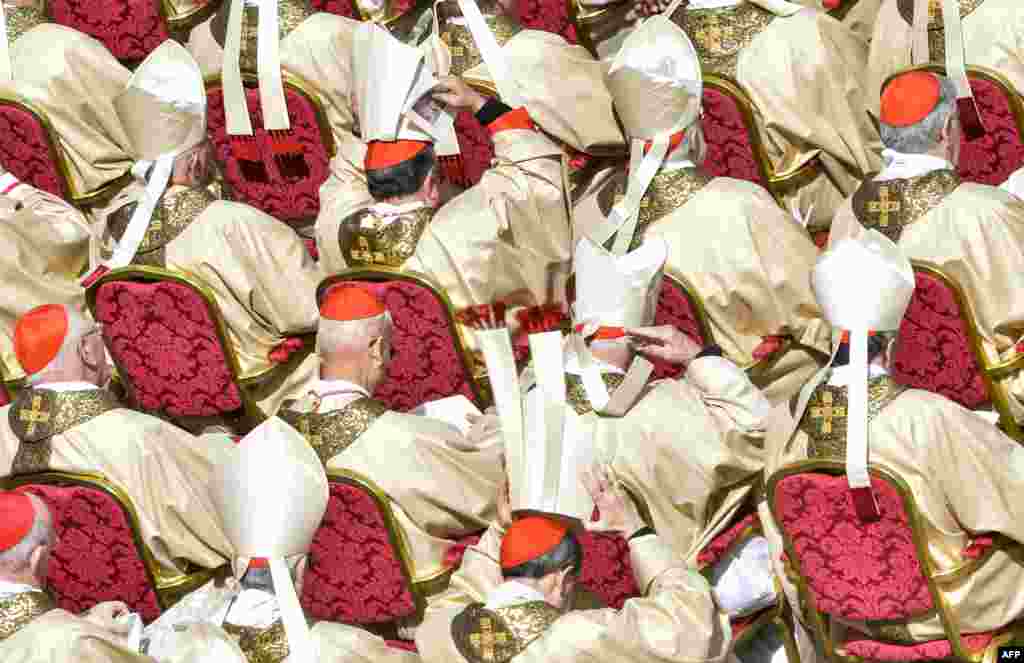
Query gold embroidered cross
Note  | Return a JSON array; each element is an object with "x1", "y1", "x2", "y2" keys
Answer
[
  {"x1": 928, "y1": 0, "x2": 941, "y2": 19},
  {"x1": 469, "y1": 618, "x2": 508, "y2": 661},
  {"x1": 694, "y1": 17, "x2": 724, "y2": 45},
  {"x1": 867, "y1": 186, "x2": 901, "y2": 228},
  {"x1": 441, "y1": 30, "x2": 465, "y2": 57},
  {"x1": 350, "y1": 236, "x2": 386, "y2": 265},
  {"x1": 809, "y1": 391, "x2": 845, "y2": 435},
  {"x1": 19, "y1": 395, "x2": 50, "y2": 437}
]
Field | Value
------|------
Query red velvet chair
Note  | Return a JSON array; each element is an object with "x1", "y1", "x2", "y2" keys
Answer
[
  {"x1": 889, "y1": 261, "x2": 1024, "y2": 441},
  {"x1": 86, "y1": 267, "x2": 298, "y2": 429},
  {"x1": 2, "y1": 471, "x2": 218, "y2": 623},
  {"x1": 317, "y1": 269, "x2": 485, "y2": 412},
  {"x1": 205, "y1": 72, "x2": 335, "y2": 227},
  {"x1": 767, "y1": 460, "x2": 1023, "y2": 662},
  {"x1": 49, "y1": 0, "x2": 170, "y2": 62}
]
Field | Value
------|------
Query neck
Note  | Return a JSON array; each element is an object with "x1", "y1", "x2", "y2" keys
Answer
[
  {"x1": 319, "y1": 365, "x2": 373, "y2": 392},
  {"x1": 32, "y1": 370, "x2": 95, "y2": 388},
  {"x1": 588, "y1": 341, "x2": 633, "y2": 372}
]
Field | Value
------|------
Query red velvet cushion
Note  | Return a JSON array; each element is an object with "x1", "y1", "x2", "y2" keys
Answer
[
  {"x1": 0, "y1": 102, "x2": 66, "y2": 198},
  {"x1": 843, "y1": 632, "x2": 995, "y2": 661},
  {"x1": 519, "y1": 0, "x2": 575, "y2": 41},
  {"x1": 18, "y1": 483, "x2": 161, "y2": 622},
  {"x1": 650, "y1": 275, "x2": 710, "y2": 381},
  {"x1": 701, "y1": 87, "x2": 766, "y2": 186},
  {"x1": 773, "y1": 473, "x2": 933, "y2": 621},
  {"x1": 696, "y1": 512, "x2": 759, "y2": 569},
  {"x1": 0, "y1": 387, "x2": 9, "y2": 407},
  {"x1": 302, "y1": 481, "x2": 417, "y2": 624},
  {"x1": 577, "y1": 530, "x2": 640, "y2": 610},
  {"x1": 958, "y1": 77, "x2": 1024, "y2": 187},
  {"x1": 386, "y1": 639, "x2": 419, "y2": 651},
  {"x1": 205, "y1": 84, "x2": 331, "y2": 224},
  {"x1": 310, "y1": 0, "x2": 357, "y2": 15},
  {"x1": 890, "y1": 270, "x2": 989, "y2": 410},
  {"x1": 49, "y1": 0, "x2": 169, "y2": 61},
  {"x1": 453, "y1": 111, "x2": 493, "y2": 187},
  {"x1": 93, "y1": 280, "x2": 244, "y2": 417},
  {"x1": 330, "y1": 279, "x2": 478, "y2": 412}
]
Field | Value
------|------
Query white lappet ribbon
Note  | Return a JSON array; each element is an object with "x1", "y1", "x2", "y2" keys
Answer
[
  {"x1": 223, "y1": 0, "x2": 290, "y2": 136},
  {"x1": 268, "y1": 556, "x2": 315, "y2": 663},
  {"x1": 571, "y1": 321, "x2": 652, "y2": 416},
  {"x1": 529, "y1": 330, "x2": 567, "y2": 509},
  {"x1": 475, "y1": 328, "x2": 526, "y2": 507},
  {"x1": 452, "y1": 0, "x2": 523, "y2": 107}
]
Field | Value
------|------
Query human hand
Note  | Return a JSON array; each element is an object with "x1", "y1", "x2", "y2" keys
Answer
[
  {"x1": 85, "y1": 601, "x2": 131, "y2": 635},
  {"x1": 625, "y1": 326, "x2": 702, "y2": 367},
  {"x1": 432, "y1": 76, "x2": 488, "y2": 114},
  {"x1": 581, "y1": 463, "x2": 644, "y2": 537}
]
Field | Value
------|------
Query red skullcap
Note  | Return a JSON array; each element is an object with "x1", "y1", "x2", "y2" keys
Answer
[
  {"x1": 14, "y1": 304, "x2": 69, "y2": 375},
  {"x1": 319, "y1": 284, "x2": 386, "y2": 321},
  {"x1": 0, "y1": 492, "x2": 36, "y2": 552},
  {"x1": 500, "y1": 516, "x2": 570, "y2": 570},
  {"x1": 364, "y1": 140, "x2": 430, "y2": 171},
  {"x1": 881, "y1": 72, "x2": 942, "y2": 127}
]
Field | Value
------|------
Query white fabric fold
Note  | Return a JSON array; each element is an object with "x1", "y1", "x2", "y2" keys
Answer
[
  {"x1": 874, "y1": 149, "x2": 952, "y2": 181},
  {"x1": 475, "y1": 328, "x2": 525, "y2": 506},
  {"x1": 846, "y1": 325, "x2": 870, "y2": 491},
  {"x1": 97, "y1": 157, "x2": 174, "y2": 273},
  {"x1": 270, "y1": 557, "x2": 313, "y2": 663},
  {"x1": 0, "y1": 2, "x2": 10, "y2": 83},
  {"x1": 529, "y1": 331, "x2": 567, "y2": 509},
  {"x1": 454, "y1": 0, "x2": 523, "y2": 107},
  {"x1": 256, "y1": 0, "x2": 289, "y2": 131}
]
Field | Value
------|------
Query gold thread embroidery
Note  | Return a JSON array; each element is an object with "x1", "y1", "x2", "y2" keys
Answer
[
  {"x1": 279, "y1": 397, "x2": 389, "y2": 465},
  {"x1": 451, "y1": 602, "x2": 560, "y2": 663},
  {"x1": 564, "y1": 372, "x2": 627, "y2": 416},
  {"x1": 103, "y1": 185, "x2": 218, "y2": 268},
  {"x1": 491, "y1": 602, "x2": 561, "y2": 649},
  {"x1": 338, "y1": 206, "x2": 434, "y2": 268},
  {"x1": 598, "y1": 167, "x2": 712, "y2": 252},
  {"x1": 0, "y1": 591, "x2": 55, "y2": 641},
  {"x1": 852, "y1": 170, "x2": 960, "y2": 242},
  {"x1": 798, "y1": 375, "x2": 908, "y2": 459},
  {"x1": 673, "y1": 3, "x2": 775, "y2": 78},
  {"x1": 9, "y1": 388, "x2": 120, "y2": 474},
  {"x1": 438, "y1": 11, "x2": 521, "y2": 77},
  {"x1": 5, "y1": 3, "x2": 46, "y2": 43},
  {"x1": 222, "y1": 620, "x2": 290, "y2": 663}
]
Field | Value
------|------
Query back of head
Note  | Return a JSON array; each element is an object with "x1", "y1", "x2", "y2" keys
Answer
[
  {"x1": 500, "y1": 516, "x2": 581, "y2": 580},
  {"x1": 317, "y1": 284, "x2": 391, "y2": 359},
  {"x1": 0, "y1": 492, "x2": 53, "y2": 586},
  {"x1": 14, "y1": 304, "x2": 97, "y2": 386},
  {"x1": 879, "y1": 71, "x2": 958, "y2": 155}
]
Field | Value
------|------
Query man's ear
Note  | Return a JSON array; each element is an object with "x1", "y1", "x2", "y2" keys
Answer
[
  {"x1": 368, "y1": 335, "x2": 385, "y2": 361},
  {"x1": 28, "y1": 544, "x2": 45, "y2": 578}
]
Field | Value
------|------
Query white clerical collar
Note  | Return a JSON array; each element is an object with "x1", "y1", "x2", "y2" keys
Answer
[
  {"x1": 0, "y1": 582, "x2": 42, "y2": 597},
  {"x1": 563, "y1": 346, "x2": 625, "y2": 377},
  {"x1": 827, "y1": 363, "x2": 888, "y2": 387},
  {"x1": 220, "y1": 588, "x2": 280, "y2": 630},
  {"x1": 875, "y1": 150, "x2": 953, "y2": 182},
  {"x1": 485, "y1": 580, "x2": 549, "y2": 609},
  {"x1": 34, "y1": 381, "x2": 99, "y2": 393},
  {"x1": 372, "y1": 200, "x2": 428, "y2": 217},
  {"x1": 314, "y1": 379, "x2": 370, "y2": 398}
]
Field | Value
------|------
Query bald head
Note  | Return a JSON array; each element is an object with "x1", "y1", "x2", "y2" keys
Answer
[
  {"x1": 317, "y1": 314, "x2": 393, "y2": 391},
  {"x1": 17, "y1": 305, "x2": 107, "y2": 387}
]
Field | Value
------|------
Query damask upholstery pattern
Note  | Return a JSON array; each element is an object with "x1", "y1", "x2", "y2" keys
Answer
[
  {"x1": 332, "y1": 279, "x2": 479, "y2": 411},
  {"x1": 957, "y1": 77, "x2": 1024, "y2": 187},
  {"x1": 16, "y1": 484, "x2": 162, "y2": 622},
  {"x1": 519, "y1": 0, "x2": 574, "y2": 40},
  {"x1": 701, "y1": 87, "x2": 766, "y2": 186},
  {"x1": 453, "y1": 111, "x2": 493, "y2": 186},
  {"x1": 310, "y1": 0, "x2": 357, "y2": 16},
  {"x1": 301, "y1": 481, "x2": 417, "y2": 624},
  {"x1": 577, "y1": 530, "x2": 639, "y2": 610},
  {"x1": 773, "y1": 473, "x2": 933, "y2": 622},
  {"x1": 205, "y1": 84, "x2": 331, "y2": 224},
  {"x1": 0, "y1": 102, "x2": 66, "y2": 198},
  {"x1": 650, "y1": 275, "x2": 709, "y2": 381},
  {"x1": 843, "y1": 632, "x2": 995, "y2": 661},
  {"x1": 93, "y1": 280, "x2": 245, "y2": 417},
  {"x1": 890, "y1": 270, "x2": 989, "y2": 410},
  {"x1": 696, "y1": 512, "x2": 759, "y2": 569},
  {"x1": 49, "y1": 0, "x2": 169, "y2": 61}
]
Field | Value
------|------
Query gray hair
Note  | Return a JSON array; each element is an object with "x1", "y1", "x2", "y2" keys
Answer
[
  {"x1": 25, "y1": 307, "x2": 97, "y2": 386},
  {"x1": 316, "y1": 313, "x2": 392, "y2": 358},
  {"x1": 0, "y1": 497, "x2": 52, "y2": 569},
  {"x1": 880, "y1": 74, "x2": 958, "y2": 154}
]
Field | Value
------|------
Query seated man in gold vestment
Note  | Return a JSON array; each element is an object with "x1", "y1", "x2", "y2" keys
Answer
[
  {"x1": 0, "y1": 492, "x2": 158, "y2": 662},
  {"x1": 416, "y1": 473, "x2": 733, "y2": 663},
  {"x1": 142, "y1": 417, "x2": 421, "y2": 663},
  {"x1": 0, "y1": 305, "x2": 234, "y2": 580},
  {"x1": 574, "y1": 14, "x2": 830, "y2": 407},
  {"x1": 278, "y1": 284, "x2": 503, "y2": 599},
  {"x1": 830, "y1": 71, "x2": 1024, "y2": 424},
  {"x1": 761, "y1": 231, "x2": 1024, "y2": 655},
  {"x1": 88, "y1": 41, "x2": 323, "y2": 416}
]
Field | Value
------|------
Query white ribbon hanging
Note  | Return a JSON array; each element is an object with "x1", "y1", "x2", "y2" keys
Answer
[
  {"x1": 475, "y1": 328, "x2": 526, "y2": 508},
  {"x1": 223, "y1": 0, "x2": 290, "y2": 137},
  {"x1": 269, "y1": 557, "x2": 315, "y2": 663},
  {"x1": 845, "y1": 325, "x2": 872, "y2": 494},
  {"x1": 528, "y1": 330, "x2": 567, "y2": 510},
  {"x1": 0, "y1": 2, "x2": 11, "y2": 84},
  {"x1": 454, "y1": 0, "x2": 523, "y2": 107}
]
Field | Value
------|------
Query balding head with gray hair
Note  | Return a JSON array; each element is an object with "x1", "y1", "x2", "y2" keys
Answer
[
  {"x1": 317, "y1": 311, "x2": 393, "y2": 391},
  {"x1": 0, "y1": 495, "x2": 56, "y2": 587},
  {"x1": 880, "y1": 74, "x2": 959, "y2": 155}
]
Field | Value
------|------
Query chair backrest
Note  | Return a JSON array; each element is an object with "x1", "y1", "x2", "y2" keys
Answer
[
  {"x1": 3, "y1": 472, "x2": 163, "y2": 622},
  {"x1": 49, "y1": 0, "x2": 170, "y2": 61},
  {"x1": 650, "y1": 272, "x2": 713, "y2": 380},
  {"x1": 205, "y1": 72, "x2": 335, "y2": 226},
  {"x1": 576, "y1": 530, "x2": 639, "y2": 610},
  {"x1": 701, "y1": 76, "x2": 771, "y2": 187},
  {"x1": 0, "y1": 94, "x2": 69, "y2": 200},
  {"x1": 301, "y1": 470, "x2": 421, "y2": 624},
  {"x1": 87, "y1": 268, "x2": 247, "y2": 419},
  {"x1": 318, "y1": 270, "x2": 484, "y2": 411},
  {"x1": 889, "y1": 262, "x2": 990, "y2": 410}
]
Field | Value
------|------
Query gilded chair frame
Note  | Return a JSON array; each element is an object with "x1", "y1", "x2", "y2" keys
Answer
[
  {"x1": 766, "y1": 459, "x2": 1024, "y2": 663},
  {"x1": 161, "y1": 0, "x2": 221, "y2": 37},
  {"x1": 204, "y1": 69, "x2": 338, "y2": 160},
  {"x1": 1, "y1": 470, "x2": 222, "y2": 612},
  {"x1": 84, "y1": 265, "x2": 269, "y2": 429},
  {"x1": 906, "y1": 260, "x2": 1024, "y2": 443},
  {"x1": 0, "y1": 90, "x2": 131, "y2": 207},
  {"x1": 317, "y1": 267, "x2": 488, "y2": 410},
  {"x1": 324, "y1": 468, "x2": 432, "y2": 626}
]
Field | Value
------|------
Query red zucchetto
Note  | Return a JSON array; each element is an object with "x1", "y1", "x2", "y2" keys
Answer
[
  {"x1": 500, "y1": 516, "x2": 570, "y2": 570},
  {"x1": 364, "y1": 140, "x2": 430, "y2": 171},
  {"x1": 14, "y1": 304, "x2": 69, "y2": 376},
  {"x1": 0, "y1": 493, "x2": 36, "y2": 552},
  {"x1": 319, "y1": 285, "x2": 386, "y2": 321},
  {"x1": 880, "y1": 71, "x2": 942, "y2": 128}
]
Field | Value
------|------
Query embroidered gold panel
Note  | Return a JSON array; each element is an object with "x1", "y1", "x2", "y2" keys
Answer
[
  {"x1": 0, "y1": 591, "x2": 55, "y2": 642},
  {"x1": 796, "y1": 375, "x2": 908, "y2": 459},
  {"x1": 103, "y1": 185, "x2": 218, "y2": 268},
  {"x1": 896, "y1": 0, "x2": 985, "y2": 61},
  {"x1": 211, "y1": 0, "x2": 314, "y2": 68},
  {"x1": 5, "y1": 3, "x2": 46, "y2": 43},
  {"x1": 564, "y1": 372, "x2": 626, "y2": 416},
  {"x1": 9, "y1": 388, "x2": 120, "y2": 474},
  {"x1": 278, "y1": 397, "x2": 389, "y2": 466},
  {"x1": 223, "y1": 620, "x2": 290, "y2": 663},
  {"x1": 671, "y1": 2, "x2": 776, "y2": 78},
  {"x1": 851, "y1": 170, "x2": 960, "y2": 243},
  {"x1": 337, "y1": 206, "x2": 434, "y2": 268},
  {"x1": 437, "y1": 11, "x2": 521, "y2": 77},
  {"x1": 451, "y1": 601, "x2": 560, "y2": 663},
  {"x1": 597, "y1": 167, "x2": 712, "y2": 252}
]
